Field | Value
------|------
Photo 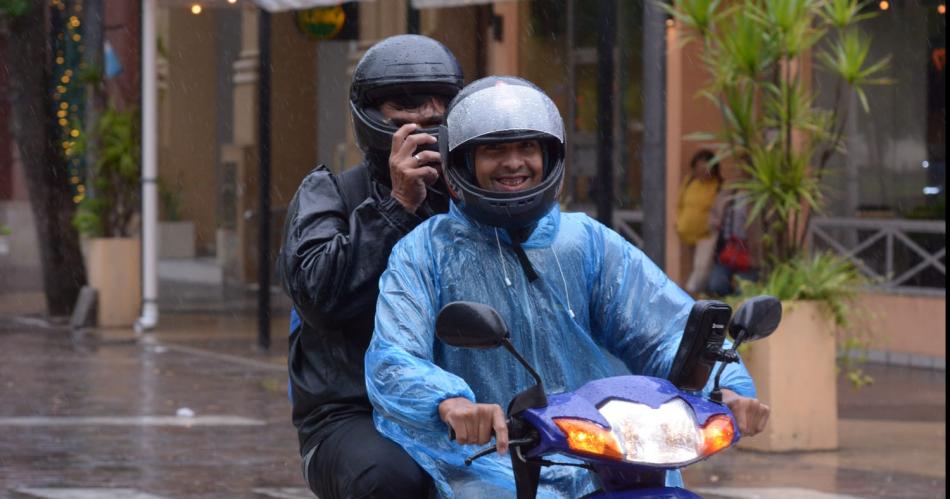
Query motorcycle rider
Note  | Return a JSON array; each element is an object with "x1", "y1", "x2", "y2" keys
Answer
[
  {"x1": 364, "y1": 76, "x2": 770, "y2": 497},
  {"x1": 277, "y1": 34, "x2": 462, "y2": 498}
]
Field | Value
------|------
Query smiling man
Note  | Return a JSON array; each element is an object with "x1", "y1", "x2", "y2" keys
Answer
[
  {"x1": 364, "y1": 76, "x2": 768, "y2": 498},
  {"x1": 472, "y1": 139, "x2": 543, "y2": 192}
]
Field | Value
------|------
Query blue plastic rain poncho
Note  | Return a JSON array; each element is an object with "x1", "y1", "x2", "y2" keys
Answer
[{"x1": 366, "y1": 202, "x2": 756, "y2": 498}]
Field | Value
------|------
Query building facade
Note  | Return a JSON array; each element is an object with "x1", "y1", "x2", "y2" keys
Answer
[{"x1": 0, "y1": 0, "x2": 943, "y2": 362}]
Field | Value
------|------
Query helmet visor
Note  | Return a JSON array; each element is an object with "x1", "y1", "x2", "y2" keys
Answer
[{"x1": 446, "y1": 84, "x2": 564, "y2": 152}]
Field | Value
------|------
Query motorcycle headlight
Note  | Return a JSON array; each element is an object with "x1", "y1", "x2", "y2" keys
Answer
[
  {"x1": 553, "y1": 399, "x2": 736, "y2": 465},
  {"x1": 599, "y1": 398, "x2": 702, "y2": 465}
]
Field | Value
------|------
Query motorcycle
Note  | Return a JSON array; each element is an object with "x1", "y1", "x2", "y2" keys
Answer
[{"x1": 434, "y1": 295, "x2": 782, "y2": 499}]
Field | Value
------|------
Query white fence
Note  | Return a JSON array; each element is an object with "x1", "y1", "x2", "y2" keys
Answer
[
  {"x1": 610, "y1": 211, "x2": 945, "y2": 296},
  {"x1": 806, "y1": 217, "x2": 946, "y2": 296},
  {"x1": 613, "y1": 210, "x2": 645, "y2": 248}
]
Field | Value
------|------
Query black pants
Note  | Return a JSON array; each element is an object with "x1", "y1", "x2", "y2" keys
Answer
[{"x1": 304, "y1": 414, "x2": 435, "y2": 499}]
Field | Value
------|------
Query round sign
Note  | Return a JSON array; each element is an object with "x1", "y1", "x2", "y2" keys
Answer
[{"x1": 296, "y1": 6, "x2": 346, "y2": 40}]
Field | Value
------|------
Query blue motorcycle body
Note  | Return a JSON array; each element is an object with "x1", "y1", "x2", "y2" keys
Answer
[{"x1": 517, "y1": 375, "x2": 738, "y2": 498}]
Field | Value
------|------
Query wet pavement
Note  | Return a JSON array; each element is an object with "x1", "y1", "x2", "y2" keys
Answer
[
  {"x1": 0, "y1": 309, "x2": 301, "y2": 499},
  {"x1": 686, "y1": 363, "x2": 946, "y2": 498},
  {"x1": 0, "y1": 279, "x2": 945, "y2": 498}
]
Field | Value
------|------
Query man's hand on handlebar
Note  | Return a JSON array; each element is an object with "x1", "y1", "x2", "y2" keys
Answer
[
  {"x1": 721, "y1": 388, "x2": 770, "y2": 437},
  {"x1": 438, "y1": 397, "x2": 509, "y2": 455}
]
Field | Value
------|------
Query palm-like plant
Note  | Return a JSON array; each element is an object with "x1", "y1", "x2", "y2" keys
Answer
[
  {"x1": 669, "y1": 0, "x2": 893, "y2": 271},
  {"x1": 669, "y1": 0, "x2": 892, "y2": 386},
  {"x1": 70, "y1": 105, "x2": 141, "y2": 238}
]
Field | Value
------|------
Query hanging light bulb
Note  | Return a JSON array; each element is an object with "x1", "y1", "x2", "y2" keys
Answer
[
  {"x1": 938, "y1": 4, "x2": 946, "y2": 14},
  {"x1": 191, "y1": 4, "x2": 202, "y2": 14},
  {"x1": 227, "y1": 0, "x2": 237, "y2": 4},
  {"x1": 878, "y1": 0, "x2": 889, "y2": 10}
]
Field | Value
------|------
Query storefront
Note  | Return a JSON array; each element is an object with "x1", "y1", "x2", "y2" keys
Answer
[
  {"x1": 818, "y1": 0, "x2": 946, "y2": 220},
  {"x1": 150, "y1": 0, "x2": 944, "y2": 287}
]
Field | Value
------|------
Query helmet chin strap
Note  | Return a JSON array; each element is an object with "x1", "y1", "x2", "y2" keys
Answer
[
  {"x1": 419, "y1": 180, "x2": 450, "y2": 218},
  {"x1": 505, "y1": 225, "x2": 539, "y2": 283}
]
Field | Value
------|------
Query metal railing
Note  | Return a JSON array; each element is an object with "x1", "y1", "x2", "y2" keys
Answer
[
  {"x1": 613, "y1": 209, "x2": 645, "y2": 248},
  {"x1": 596, "y1": 210, "x2": 945, "y2": 296},
  {"x1": 807, "y1": 217, "x2": 946, "y2": 296}
]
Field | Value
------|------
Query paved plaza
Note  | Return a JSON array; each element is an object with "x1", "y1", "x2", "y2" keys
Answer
[{"x1": 0, "y1": 278, "x2": 944, "y2": 498}]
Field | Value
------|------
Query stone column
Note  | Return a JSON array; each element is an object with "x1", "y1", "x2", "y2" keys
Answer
[
  {"x1": 487, "y1": 1, "x2": 520, "y2": 76},
  {"x1": 220, "y1": 6, "x2": 259, "y2": 285}
]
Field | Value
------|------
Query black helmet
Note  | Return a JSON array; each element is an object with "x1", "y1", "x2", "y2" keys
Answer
[
  {"x1": 350, "y1": 35, "x2": 463, "y2": 175},
  {"x1": 439, "y1": 76, "x2": 565, "y2": 230}
]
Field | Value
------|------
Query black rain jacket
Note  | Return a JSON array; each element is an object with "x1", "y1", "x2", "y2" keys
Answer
[{"x1": 277, "y1": 160, "x2": 448, "y2": 457}]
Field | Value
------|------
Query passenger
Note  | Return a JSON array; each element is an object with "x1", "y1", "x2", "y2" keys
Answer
[{"x1": 277, "y1": 34, "x2": 462, "y2": 499}]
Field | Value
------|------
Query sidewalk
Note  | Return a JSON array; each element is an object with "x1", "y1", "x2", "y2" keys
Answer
[
  {"x1": 686, "y1": 362, "x2": 946, "y2": 498},
  {"x1": 0, "y1": 265, "x2": 944, "y2": 498}
]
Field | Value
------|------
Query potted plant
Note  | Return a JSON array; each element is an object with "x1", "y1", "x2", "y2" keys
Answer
[
  {"x1": 731, "y1": 253, "x2": 871, "y2": 451},
  {"x1": 158, "y1": 174, "x2": 196, "y2": 259},
  {"x1": 669, "y1": 0, "x2": 892, "y2": 451},
  {"x1": 70, "y1": 104, "x2": 142, "y2": 327}
]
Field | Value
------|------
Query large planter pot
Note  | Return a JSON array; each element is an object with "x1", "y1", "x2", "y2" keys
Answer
[
  {"x1": 158, "y1": 221, "x2": 196, "y2": 259},
  {"x1": 738, "y1": 300, "x2": 838, "y2": 452},
  {"x1": 85, "y1": 237, "x2": 141, "y2": 328}
]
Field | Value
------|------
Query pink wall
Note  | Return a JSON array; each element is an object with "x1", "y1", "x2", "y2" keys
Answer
[
  {"x1": 665, "y1": 27, "x2": 727, "y2": 283},
  {"x1": 857, "y1": 293, "x2": 946, "y2": 359}
]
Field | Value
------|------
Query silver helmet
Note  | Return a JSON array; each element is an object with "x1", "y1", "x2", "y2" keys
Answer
[{"x1": 439, "y1": 76, "x2": 565, "y2": 229}]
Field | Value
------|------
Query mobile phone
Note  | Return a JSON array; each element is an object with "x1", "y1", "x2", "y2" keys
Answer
[{"x1": 668, "y1": 300, "x2": 732, "y2": 392}]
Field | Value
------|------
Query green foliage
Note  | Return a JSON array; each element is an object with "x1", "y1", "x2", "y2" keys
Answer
[
  {"x1": 72, "y1": 198, "x2": 107, "y2": 236},
  {"x1": 735, "y1": 252, "x2": 868, "y2": 326},
  {"x1": 817, "y1": 0, "x2": 877, "y2": 28},
  {"x1": 733, "y1": 145, "x2": 822, "y2": 233},
  {"x1": 837, "y1": 336, "x2": 874, "y2": 389},
  {"x1": 733, "y1": 252, "x2": 876, "y2": 387},
  {"x1": 77, "y1": 62, "x2": 104, "y2": 88},
  {"x1": 817, "y1": 28, "x2": 894, "y2": 112},
  {"x1": 721, "y1": 8, "x2": 776, "y2": 78},
  {"x1": 70, "y1": 105, "x2": 141, "y2": 237},
  {"x1": 662, "y1": 0, "x2": 724, "y2": 40},
  {"x1": 0, "y1": 0, "x2": 30, "y2": 18},
  {"x1": 674, "y1": 0, "x2": 893, "y2": 267},
  {"x1": 755, "y1": 0, "x2": 825, "y2": 57},
  {"x1": 0, "y1": 223, "x2": 11, "y2": 236},
  {"x1": 159, "y1": 176, "x2": 184, "y2": 222}
]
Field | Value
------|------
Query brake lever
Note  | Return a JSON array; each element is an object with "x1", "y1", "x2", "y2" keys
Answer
[
  {"x1": 463, "y1": 446, "x2": 498, "y2": 466},
  {"x1": 463, "y1": 437, "x2": 537, "y2": 466}
]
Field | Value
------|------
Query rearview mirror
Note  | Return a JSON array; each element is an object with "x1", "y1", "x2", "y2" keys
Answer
[
  {"x1": 435, "y1": 301, "x2": 510, "y2": 349},
  {"x1": 728, "y1": 295, "x2": 782, "y2": 342}
]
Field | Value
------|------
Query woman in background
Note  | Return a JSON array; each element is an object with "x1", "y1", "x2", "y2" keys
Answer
[{"x1": 675, "y1": 149, "x2": 723, "y2": 296}]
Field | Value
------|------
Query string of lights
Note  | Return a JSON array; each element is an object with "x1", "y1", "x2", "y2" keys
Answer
[
  {"x1": 878, "y1": 1, "x2": 946, "y2": 13},
  {"x1": 51, "y1": 0, "x2": 86, "y2": 204}
]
